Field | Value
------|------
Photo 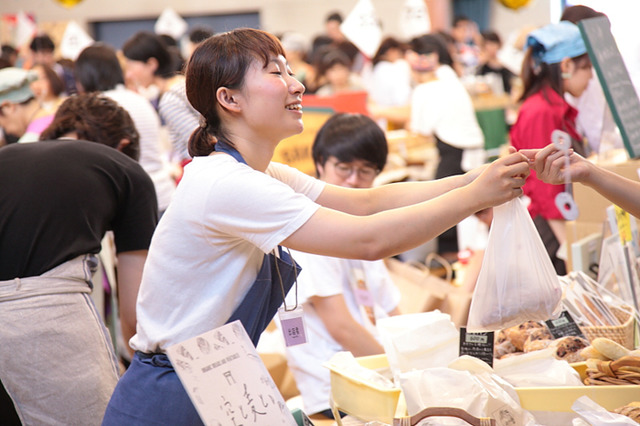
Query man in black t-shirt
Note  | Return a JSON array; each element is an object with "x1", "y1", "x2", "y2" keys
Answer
[{"x1": 0, "y1": 94, "x2": 158, "y2": 425}]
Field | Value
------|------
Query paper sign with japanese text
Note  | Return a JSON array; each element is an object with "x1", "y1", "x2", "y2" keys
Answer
[{"x1": 166, "y1": 320, "x2": 296, "y2": 426}]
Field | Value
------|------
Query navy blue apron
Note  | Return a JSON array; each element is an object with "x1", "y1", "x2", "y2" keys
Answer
[
  {"x1": 216, "y1": 139, "x2": 301, "y2": 346},
  {"x1": 102, "y1": 141, "x2": 301, "y2": 425}
]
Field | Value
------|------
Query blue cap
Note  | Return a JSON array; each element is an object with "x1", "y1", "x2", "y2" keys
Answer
[
  {"x1": 0, "y1": 67, "x2": 37, "y2": 104},
  {"x1": 526, "y1": 21, "x2": 587, "y2": 65}
]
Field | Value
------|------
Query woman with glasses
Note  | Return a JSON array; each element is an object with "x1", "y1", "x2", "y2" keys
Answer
[
  {"x1": 103, "y1": 28, "x2": 529, "y2": 425},
  {"x1": 279, "y1": 113, "x2": 400, "y2": 420}
]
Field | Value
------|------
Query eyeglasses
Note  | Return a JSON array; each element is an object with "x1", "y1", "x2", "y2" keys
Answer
[{"x1": 330, "y1": 160, "x2": 380, "y2": 180}]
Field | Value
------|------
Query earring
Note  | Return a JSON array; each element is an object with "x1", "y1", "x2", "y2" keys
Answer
[{"x1": 561, "y1": 72, "x2": 572, "y2": 79}]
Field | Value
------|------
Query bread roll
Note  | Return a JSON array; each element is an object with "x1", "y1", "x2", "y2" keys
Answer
[
  {"x1": 494, "y1": 340, "x2": 517, "y2": 359},
  {"x1": 505, "y1": 321, "x2": 545, "y2": 351},
  {"x1": 591, "y1": 337, "x2": 630, "y2": 361},
  {"x1": 579, "y1": 345, "x2": 609, "y2": 361},
  {"x1": 524, "y1": 339, "x2": 552, "y2": 352},
  {"x1": 552, "y1": 336, "x2": 590, "y2": 363}
]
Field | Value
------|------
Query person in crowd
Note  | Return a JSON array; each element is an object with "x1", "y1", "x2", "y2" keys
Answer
[
  {"x1": 281, "y1": 31, "x2": 316, "y2": 92},
  {"x1": 123, "y1": 31, "x2": 200, "y2": 179},
  {"x1": 560, "y1": 5, "x2": 615, "y2": 156},
  {"x1": 183, "y1": 26, "x2": 214, "y2": 60},
  {"x1": 450, "y1": 15, "x2": 482, "y2": 76},
  {"x1": 407, "y1": 33, "x2": 486, "y2": 261},
  {"x1": 1, "y1": 44, "x2": 18, "y2": 67},
  {"x1": 324, "y1": 11, "x2": 345, "y2": 42},
  {"x1": 29, "y1": 33, "x2": 76, "y2": 95},
  {"x1": 29, "y1": 63, "x2": 66, "y2": 113},
  {"x1": 102, "y1": 27, "x2": 529, "y2": 424},
  {"x1": 525, "y1": 145, "x2": 640, "y2": 218},
  {"x1": 314, "y1": 47, "x2": 365, "y2": 96},
  {"x1": 281, "y1": 113, "x2": 401, "y2": 419},
  {"x1": 75, "y1": 43, "x2": 176, "y2": 215},
  {"x1": 366, "y1": 37, "x2": 412, "y2": 129},
  {"x1": 509, "y1": 21, "x2": 592, "y2": 275},
  {"x1": 158, "y1": 33, "x2": 185, "y2": 73},
  {"x1": 476, "y1": 30, "x2": 516, "y2": 95},
  {"x1": 0, "y1": 67, "x2": 57, "y2": 142},
  {"x1": 435, "y1": 30, "x2": 465, "y2": 77},
  {"x1": 0, "y1": 93, "x2": 158, "y2": 425}
]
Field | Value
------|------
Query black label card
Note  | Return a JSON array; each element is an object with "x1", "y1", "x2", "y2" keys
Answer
[
  {"x1": 459, "y1": 327, "x2": 495, "y2": 367},
  {"x1": 545, "y1": 311, "x2": 586, "y2": 339}
]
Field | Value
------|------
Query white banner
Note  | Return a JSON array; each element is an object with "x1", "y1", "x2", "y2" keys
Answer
[
  {"x1": 340, "y1": 0, "x2": 382, "y2": 58},
  {"x1": 400, "y1": 0, "x2": 431, "y2": 40},
  {"x1": 59, "y1": 21, "x2": 94, "y2": 60},
  {"x1": 154, "y1": 7, "x2": 188, "y2": 40}
]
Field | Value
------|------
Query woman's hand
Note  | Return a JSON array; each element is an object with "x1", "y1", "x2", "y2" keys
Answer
[
  {"x1": 520, "y1": 145, "x2": 590, "y2": 185},
  {"x1": 470, "y1": 150, "x2": 530, "y2": 209}
]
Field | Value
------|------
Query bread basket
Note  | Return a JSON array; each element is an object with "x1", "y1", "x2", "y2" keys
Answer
[{"x1": 582, "y1": 306, "x2": 635, "y2": 350}]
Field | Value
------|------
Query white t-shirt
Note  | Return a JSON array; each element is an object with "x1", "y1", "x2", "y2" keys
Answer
[
  {"x1": 410, "y1": 65, "x2": 484, "y2": 151},
  {"x1": 104, "y1": 86, "x2": 176, "y2": 212},
  {"x1": 281, "y1": 252, "x2": 401, "y2": 414},
  {"x1": 368, "y1": 60, "x2": 412, "y2": 107},
  {"x1": 131, "y1": 155, "x2": 325, "y2": 353}
]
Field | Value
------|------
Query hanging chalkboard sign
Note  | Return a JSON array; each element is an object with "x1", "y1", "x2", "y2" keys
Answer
[{"x1": 579, "y1": 16, "x2": 640, "y2": 159}]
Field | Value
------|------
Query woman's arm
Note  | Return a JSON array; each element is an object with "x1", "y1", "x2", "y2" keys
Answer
[
  {"x1": 526, "y1": 145, "x2": 640, "y2": 218},
  {"x1": 316, "y1": 164, "x2": 487, "y2": 216},
  {"x1": 116, "y1": 249, "x2": 148, "y2": 356},
  {"x1": 282, "y1": 152, "x2": 528, "y2": 260}
]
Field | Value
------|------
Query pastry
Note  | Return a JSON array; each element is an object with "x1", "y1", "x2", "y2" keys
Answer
[
  {"x1": 524, "y1": 338, "x2": 552, "y2": 353},
  {"x1": 579, "y1": 345, "x2": 609, "y2": 361},
  {"x1": 505, "y1": 321, "x2": 545, "y2": 351},
  {"x1": 551, "y1": 336, "x2": 590, "y2": 363},
  {"x1": 591, "y1": 337, "x2": 631, "y2": 361}
]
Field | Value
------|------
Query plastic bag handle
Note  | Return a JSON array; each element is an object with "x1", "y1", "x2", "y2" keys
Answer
[{"x1": 394, "y1": 407, "x2": 496, "y2": 426}]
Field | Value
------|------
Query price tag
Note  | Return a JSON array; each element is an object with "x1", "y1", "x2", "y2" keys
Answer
[
  {"x1": 459, "y1": 327, "x2": 495, "y2": 368},
  {"x1": 545, "y1": 310, "x2": 586, "y2": 339},
  {"x1": 278, "y1": 306, "x2": 308, "y2": 347}
]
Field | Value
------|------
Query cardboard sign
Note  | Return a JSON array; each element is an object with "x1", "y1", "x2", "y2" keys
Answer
[{"x1": 166, "y1": 320, "x2": 296, "y2": 426}]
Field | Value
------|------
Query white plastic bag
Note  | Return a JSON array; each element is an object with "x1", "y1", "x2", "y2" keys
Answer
[
  {"x1": 377, "y1": 312, "x2": 459, "y2": 381},
  {"x1": 398, "y1": 356, "x2": 539, "y2": 426},
  {"x1": 467, "y1": 197, "x2": 562, "y2": 332},
  {"x1": 572, "y1": 396, "x2": 638, "y2": 425},
  {"x1": 493, "y1": 348, "x2": 583, "y2": 387}
]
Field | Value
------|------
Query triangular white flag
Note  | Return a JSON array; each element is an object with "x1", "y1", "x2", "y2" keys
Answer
[
  {"x1": 400, "y1": 0, "x2": 431, "y2": 40},
  {"x1": 340, "y1": 0, "x2": 382, "y2": 58},
  {"x1": 154, "y1": 7, "x2": 188, "y2": 40},
  {"x1": 59, "y1": 21, "x2": 94, "y2": 60},
  {"x1": 15, "y1": 11, "x2": 37, "y2": 48}
]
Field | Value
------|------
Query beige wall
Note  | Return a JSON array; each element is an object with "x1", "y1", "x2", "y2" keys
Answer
[{"x1": 0, "y1": 0, "x2": 550, "y2": 48}]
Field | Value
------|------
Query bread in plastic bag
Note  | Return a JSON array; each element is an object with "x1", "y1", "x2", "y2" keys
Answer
[{"x1": 466, "y1": 197, "x2": 563, "y2": 332}]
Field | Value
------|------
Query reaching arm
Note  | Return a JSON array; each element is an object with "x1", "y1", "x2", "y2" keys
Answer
[
  {"x1": 316, "y1": 164, "x2": 488, "y2": 216},
  {"x1": 282, "y1": 152, "x2": 528, "y2": 260},
  {"x1": 310, "y1": 294, "x2": 385, "y2": 357},
  {"x1": 115, "y1": 250, "x2": 148, "y2": 356},
  {"x1": 524, "y1": 145, "x2": 640, "y2": 218}
]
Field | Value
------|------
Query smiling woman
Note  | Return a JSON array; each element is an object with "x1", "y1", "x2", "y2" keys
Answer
[
  {"x1": 509, "y1": 21, "x2": 592, "y2": 275},
  {"x1": 102, "y1": 27, "x2": 531, "y2": 425}
]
